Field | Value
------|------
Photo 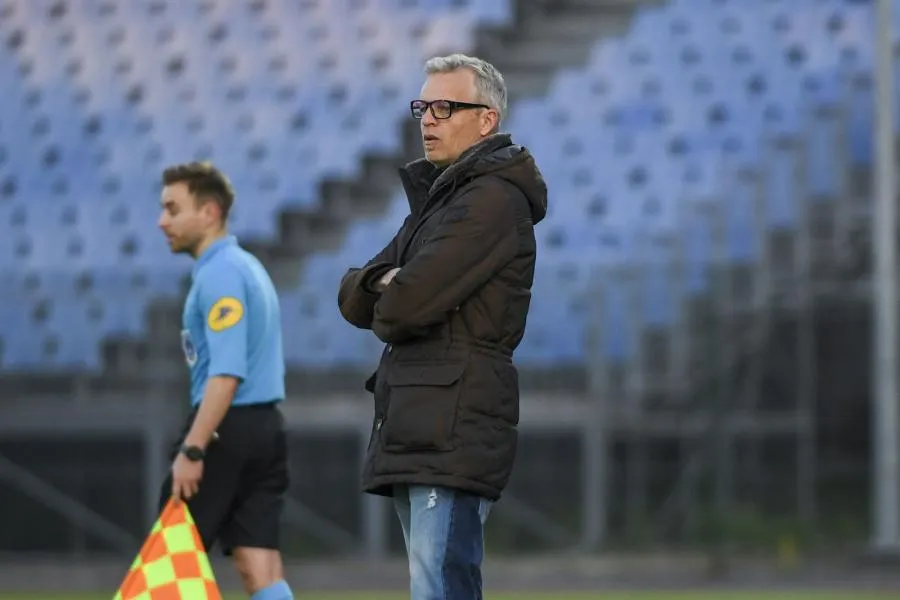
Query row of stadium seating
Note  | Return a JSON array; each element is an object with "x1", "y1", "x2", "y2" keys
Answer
[{"x1": 0, "y1": 0, "x2": 886, "y2": 372}]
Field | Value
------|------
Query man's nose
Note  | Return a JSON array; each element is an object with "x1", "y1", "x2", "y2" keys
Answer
[{"x1": 421, "y1": 107, "x2": 438, "y2": 126}]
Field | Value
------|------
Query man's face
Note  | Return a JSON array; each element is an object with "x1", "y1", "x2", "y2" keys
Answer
[
  {"x1": 418, "y1": 69, "x2": 497, "y2": 167},
  {"x1": 158, "y1": 182, "x2": 213, "y2": 256}
]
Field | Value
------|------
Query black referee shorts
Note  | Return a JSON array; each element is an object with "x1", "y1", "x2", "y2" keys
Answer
[{"x1": 159, "y1": 402, "x2": 289, "y2": 556}]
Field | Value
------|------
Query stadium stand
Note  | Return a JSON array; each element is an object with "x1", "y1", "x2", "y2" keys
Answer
[
  {"x1": 508, "y1": 0, "x2": 874, "y2": 381},
  {"x1": 0, "y1": 0, "x2": 884, "y2": 383},
  {"x1": 0, "y1": 0, "x2": 514, "y2": 372}
]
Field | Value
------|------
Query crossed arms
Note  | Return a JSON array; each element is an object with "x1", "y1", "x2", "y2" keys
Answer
[{"x1": 338, "y1": 185, "x2": 520, "y2": 344}]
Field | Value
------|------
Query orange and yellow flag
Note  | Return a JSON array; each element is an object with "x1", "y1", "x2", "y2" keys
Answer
[{"x1": 113, "y1": 498, "x2": 222, "y2": 600}]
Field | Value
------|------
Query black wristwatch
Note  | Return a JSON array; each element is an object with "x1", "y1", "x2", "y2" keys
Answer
[{"x1": 181, "y1": 445, "x2": 205, "y2": 462}]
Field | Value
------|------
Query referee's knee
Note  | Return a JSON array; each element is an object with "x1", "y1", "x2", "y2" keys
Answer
[{"x1": 232, "y1": 546, "x2": 287, "y2": 595}]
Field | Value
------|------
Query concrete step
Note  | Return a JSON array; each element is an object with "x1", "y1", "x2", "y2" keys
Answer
[
  {"x1": 483, "y1": 1, "x2": 639, "y2": 99},
  {"x1": 504, "y1": 69, "x2": 560, "y2": 101},
  {"x1": 495, "y1": 38, "x2": 599, "y2": 71},
  {"x1": 516, "y1": 10, "x2": 632, "y2": 39},
  {"x1": 559, "y1": 0, "x2": 662, "y2": 11}
]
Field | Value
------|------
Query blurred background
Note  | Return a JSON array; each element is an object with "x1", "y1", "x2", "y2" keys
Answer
[{"x1": 2, "y1": 0, "x2": 900, "y2": 596}]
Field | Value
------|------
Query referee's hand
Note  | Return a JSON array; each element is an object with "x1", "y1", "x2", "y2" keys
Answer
[{"x1": 171, "y1": 453, "x2": 203, "y2": 502}]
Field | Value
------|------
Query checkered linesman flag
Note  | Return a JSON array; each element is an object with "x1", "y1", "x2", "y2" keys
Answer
[{"x1": 112, "y1": 498, "x2": 223, "y2": 599}]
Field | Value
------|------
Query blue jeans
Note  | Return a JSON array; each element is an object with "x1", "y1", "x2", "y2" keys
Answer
[{"x1": 393, "y1": 485, "x2": 493, "y2": 600}]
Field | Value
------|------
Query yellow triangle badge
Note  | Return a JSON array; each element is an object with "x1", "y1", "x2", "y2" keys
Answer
[{"x1": 112, "y1": 498, "x2": 222, "y2": 600}]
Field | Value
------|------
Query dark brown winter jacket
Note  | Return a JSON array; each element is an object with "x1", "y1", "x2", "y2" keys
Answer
[{"x1": 337, "y1": 133, "x2": 548, "y2": 501}]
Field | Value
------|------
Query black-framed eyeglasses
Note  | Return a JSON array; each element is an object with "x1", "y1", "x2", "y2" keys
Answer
[{"x1": 410, "y1": 99, "x2": 490, "y2": 120}]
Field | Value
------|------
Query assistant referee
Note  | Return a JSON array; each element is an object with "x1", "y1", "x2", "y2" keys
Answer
[{"x1": 156, "y1": 161, "x2": 294, "y2": 600}]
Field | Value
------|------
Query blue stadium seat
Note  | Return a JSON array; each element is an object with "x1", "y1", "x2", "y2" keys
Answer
[
  {"x1": 639, "y1": 263, "x2": 676, "y2": 328},
  {"x1": 518, "y1": 262, "x2": 588, "y2": 365},
  {"x1": 680, "y1": 210, "x2": 714, "y2": 296}
]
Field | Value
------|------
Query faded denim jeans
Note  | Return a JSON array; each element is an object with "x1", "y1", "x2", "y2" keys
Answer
[{"x1": 392, "y1": 484, "x2": 493, "y2": 600}]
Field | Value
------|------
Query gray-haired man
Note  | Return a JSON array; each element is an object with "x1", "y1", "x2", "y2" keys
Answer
[{"x1": 338, "y1": 54, "x2": 548, "y2": 599}]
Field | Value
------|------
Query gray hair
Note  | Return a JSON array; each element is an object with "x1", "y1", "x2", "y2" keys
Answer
[{"x1": 424, "y1": 54, "x2": 508, "y2": 123}]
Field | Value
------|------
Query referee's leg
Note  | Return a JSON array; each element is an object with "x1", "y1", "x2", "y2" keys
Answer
[{"x1": 221, "y1": 404, "x2": 293, "y2": 599}]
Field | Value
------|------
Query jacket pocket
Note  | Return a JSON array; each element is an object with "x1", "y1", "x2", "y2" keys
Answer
[{"x1": 381, "y1": 362, "x2": 466, "y2": 452}]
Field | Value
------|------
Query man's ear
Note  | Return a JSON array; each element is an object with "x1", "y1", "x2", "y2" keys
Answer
[
  {"x1": 201, "y1": 200, "x2": 221, "y2": 225},
  {"x1": 480, "y1": 109, "x2": 500, "y2": 136}
]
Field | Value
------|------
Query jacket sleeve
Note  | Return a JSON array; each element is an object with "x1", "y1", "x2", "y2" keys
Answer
[
  {"x1": 337, "y1": 217, "x2": 409, "y2": 330},
  {"x1": 372, "y1": 182, "x2": 520, "y2": 343}
]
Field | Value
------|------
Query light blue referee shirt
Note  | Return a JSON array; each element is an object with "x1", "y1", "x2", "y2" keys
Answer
[{"x1": 180, "y1": 235, "x2": 285, "y2": 407}]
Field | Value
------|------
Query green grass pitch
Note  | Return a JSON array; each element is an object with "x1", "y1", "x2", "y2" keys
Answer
[{"x1": 0, "y1": 592, "x2": 895, "y2": 600}]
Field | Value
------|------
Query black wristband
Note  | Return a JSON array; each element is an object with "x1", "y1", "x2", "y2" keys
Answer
[{"x1": 181, "y1": 445, "x2": 205, "y2": 461}]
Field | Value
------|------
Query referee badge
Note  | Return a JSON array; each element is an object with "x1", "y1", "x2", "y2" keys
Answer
[
  {"x1": 181, "y1": 329, "x2": 198, "y2": 367},
  {"x1": 207, "y1": 296, "x2": 244, "y2": 332}
]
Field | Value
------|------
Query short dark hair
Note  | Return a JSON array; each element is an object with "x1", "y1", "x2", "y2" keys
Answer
[{"x1": 161, "y1": 161, "x2": 235, "y2": 221}]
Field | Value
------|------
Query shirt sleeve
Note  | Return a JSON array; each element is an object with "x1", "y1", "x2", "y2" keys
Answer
[{"x1": 197, "y1": 262, "x2": 249, "y2": 381}]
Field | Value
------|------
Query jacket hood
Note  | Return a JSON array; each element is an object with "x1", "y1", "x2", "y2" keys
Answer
[{"x1": 399, "y1": 133, "x2": 548, "y2": 225}]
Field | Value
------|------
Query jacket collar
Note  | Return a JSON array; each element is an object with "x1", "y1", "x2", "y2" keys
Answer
[{"x1": 399, "y1": 133, "x2": 512, "y2": 215}]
